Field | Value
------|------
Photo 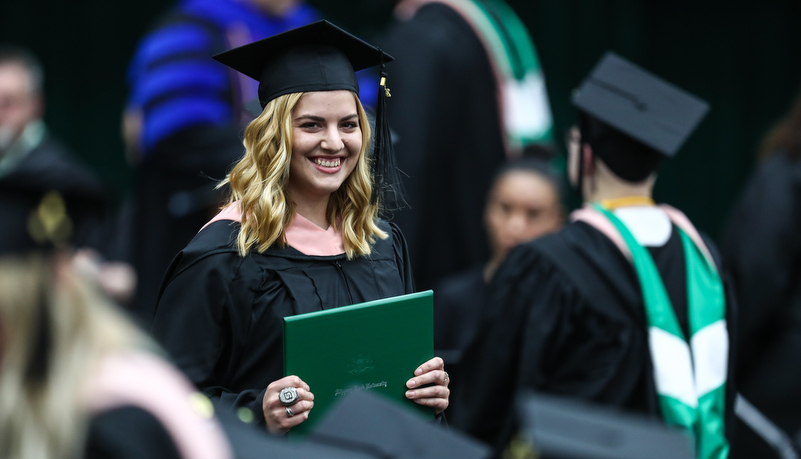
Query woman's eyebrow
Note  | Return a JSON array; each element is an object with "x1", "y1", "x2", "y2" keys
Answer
[
  {"x1": 294, "y1": 113, "x2": 359, "y2": 122},
  {"x1": 294, "y1": 114, "x2": 325, "y2": 122}
]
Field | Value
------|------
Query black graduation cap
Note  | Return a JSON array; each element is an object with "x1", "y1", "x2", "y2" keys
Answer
[
  {"x1": 308, "y1": 391, "x2": 491, "y2": 459},
  {"x1": 516, "y1": 392, "x2": 693, "y2": 459},
  {"x1": 213, "y1": 20, "x2": 393, "y2": 109},
  {"x1": 572, "y1": 52, "x2": 709, "y2": 157}
]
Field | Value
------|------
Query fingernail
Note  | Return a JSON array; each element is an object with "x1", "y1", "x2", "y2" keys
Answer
[
  {"x1": 406, "y1": 391, "x2": 415, "y2": 398},
  {"x1": 407, "y1": 379, "x2": 416, "y2": 388},
  {"x1": 305, "y1": 384, "x2": 310, "y2": 391},
  {"x1": 415, "y1": 368, "x2": 423, "y2": 375}
]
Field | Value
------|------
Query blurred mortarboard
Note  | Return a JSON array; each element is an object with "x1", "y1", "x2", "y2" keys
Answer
[
  {"x1": 516, "y1": 392, "x2": 693, "y2": 459},
  {"x1": 0, "y1": 150, "x2": 106, "y2": 256},
  {"x1": 572, "y1": 52, "x2": 709, "y2": 156},
  {"x1": 308, "y1": 391, "x2": 490, "y2": 459},
  {"x1": 213, "y1": 20, "x2": 393, "y2": 109},
  {"x1": 213, "y1": 406, "x2": 374, "y2": 459}
]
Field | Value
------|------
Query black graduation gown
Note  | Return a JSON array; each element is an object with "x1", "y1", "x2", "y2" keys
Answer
[
  {"x1": 433, "y1": 265, "x2": 488, "y2": 423},
  {"x1": 378, "y1": 3, "x2": 504, "y2": 290},
  {"x1": 151, "y1": 219, "x2": 415, "y2": 428},
  {"x1": 434, "y1": 265, "x2": 488, "y2": 354},
  {"x1": 722, "y1": 152, "x2": 801, "y2": 457},
  {"x1": 453, "y1": 220, "x2": 738, "y2": 453}
]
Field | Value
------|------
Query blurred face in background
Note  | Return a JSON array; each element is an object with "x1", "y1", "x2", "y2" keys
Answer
[
  {"x1": 485, "y1": 169, "x2": 564, "y2": 264},
  {"x1": 0, "y1": 62, "x2": 41, "y2": 150}
]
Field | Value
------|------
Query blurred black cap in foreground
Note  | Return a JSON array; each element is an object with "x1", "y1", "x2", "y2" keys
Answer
[
  {"x1": 215, "y1": 406, "x2": 374, "y2": 459},
  {"x1": 308, "y1": 390, "x2": 491, "y2": 459},
  {"x1": 515, "y1": 392, "x2": 693, "y2": 459}
]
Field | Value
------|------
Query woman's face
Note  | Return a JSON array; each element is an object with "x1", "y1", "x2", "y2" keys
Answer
[
  {"x1": 485, "y1": 170, "x2": 563, "y2": 263},
  {"x1": 287, "y1": 90, "x2": 362, "y2": 204}
]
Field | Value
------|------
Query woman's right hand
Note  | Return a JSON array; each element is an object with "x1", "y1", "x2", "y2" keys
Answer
[{"x1": 263, "y1": 375, "x2": 314, "y2": 434}]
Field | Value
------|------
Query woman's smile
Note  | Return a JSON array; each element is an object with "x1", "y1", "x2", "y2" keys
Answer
[{"x1": 310, "y1": 155, "x2": 344, "y2": 170}]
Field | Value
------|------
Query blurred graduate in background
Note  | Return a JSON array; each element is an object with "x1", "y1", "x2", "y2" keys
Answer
[
  {"x1": 378, "y1": 0, "x2": 555, "y2": 290},
  {"x1": 434, "y1": 157, "x2": 564, "y2": 420},
  {"x1": 454, "y1": 53, "x2": 736, "y2": 459},
  {"x1": 0, "y1": 140, "x2": 236, "y2": 458},
  {"x1": 0, "y1": 45, "x2": 136, "y2": 306},
  {"x1": 723, "y1": 86, "x2": 801, "y2": 458}
]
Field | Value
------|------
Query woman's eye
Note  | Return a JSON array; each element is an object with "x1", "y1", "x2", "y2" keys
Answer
[
  {"x1": 300, "y1": 122, "x2": 320, "y2": 129},
  {"x1": 341, "y1": 121, "x2": 359, "y2": 129}
]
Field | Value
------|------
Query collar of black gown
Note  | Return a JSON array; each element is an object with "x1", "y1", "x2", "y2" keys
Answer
[{"x1": 213, "y1": 20, "x2": 394, "y2": 109}]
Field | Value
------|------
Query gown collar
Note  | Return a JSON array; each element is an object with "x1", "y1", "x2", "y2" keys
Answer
[
  {"x1": 201, "y1": 201, "x2": 345, "y2": 256},
  {"x1": 285, "y1": 212, "x2": 345, "y2": 256}
]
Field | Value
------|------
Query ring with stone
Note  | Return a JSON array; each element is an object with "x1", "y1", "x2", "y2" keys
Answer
[
  {"x1": 286, "y1": 406, "x2": 294, "y2": 417},
  {"x1": 279, "y1": 387, "x2": 300, "y2": 406},
  {"x1": 444, "y1": 371, "x2": 449, "y2": 382}
]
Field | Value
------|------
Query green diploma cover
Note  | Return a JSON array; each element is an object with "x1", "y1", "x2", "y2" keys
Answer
[{"x1": 283, "y1": 290, "x2": 435, "y2": 436}]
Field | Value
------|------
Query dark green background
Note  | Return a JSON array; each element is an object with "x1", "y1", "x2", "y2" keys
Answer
[{"x1": 2, "y1": 0, "x2": 799, "y2": 242}]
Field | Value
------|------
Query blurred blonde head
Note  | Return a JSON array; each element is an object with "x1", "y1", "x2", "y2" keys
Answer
[
  {"x1": 220, "y1": 91, "x2": 387, "y2": 259},
  {"x1": 0, "y1": 251, "x2": 153, "y2": 459}
]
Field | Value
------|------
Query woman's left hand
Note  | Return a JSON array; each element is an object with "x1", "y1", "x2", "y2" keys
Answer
[{"x1": 405, "y1": 356, "x2": 449, "y2": 415}]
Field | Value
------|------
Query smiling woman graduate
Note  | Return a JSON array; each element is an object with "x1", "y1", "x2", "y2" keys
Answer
[{"x1": 150, "y1": 21, "x2": 449, "y2": 435}]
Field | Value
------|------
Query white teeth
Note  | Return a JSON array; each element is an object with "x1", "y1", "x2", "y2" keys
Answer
[{"x1": 314, "y1": 158, "x2": 341, "y2": 167}]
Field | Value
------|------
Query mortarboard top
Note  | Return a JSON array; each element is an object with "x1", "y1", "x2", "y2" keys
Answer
[
  {"x1": 213, "y1": 20, "x2": 393, "y2": 108},
  {"x1": 516, "y1": 392, "x2": 693, "y2": 459},
  {"x1": 309, "y1": 391, "x2": 491, "y2": 459},
  {"x1": 572, "y1": 52, "x2": 709, "y2": 157}
]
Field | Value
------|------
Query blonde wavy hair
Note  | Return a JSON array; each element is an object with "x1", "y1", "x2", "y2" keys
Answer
[
  {"x1": 220, "y1": 91, "x2": 387, "y2": 258},
  {"x1": 0, "y1": 252, "x2": 154, "y2": 459}
]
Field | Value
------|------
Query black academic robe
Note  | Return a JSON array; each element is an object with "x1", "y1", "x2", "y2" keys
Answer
[
  {"x1": 434, "y1": 265, "x2": 489, "y2": 354},
  {"x1": 722, "y1": 151, "x2": 801, "y2": 457},
  {"x1": 151, "y1": 219, "x2": 415, "y2": 428},
  {"x1": 379, "y1": 3, "x2": 504, "y2": 290},
  {"x1": 453, "y1": 220, "x2": 738, "y2": 453},
  {"x1": 433, "y1": 265, "x2": 488, "y2": 423}
]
